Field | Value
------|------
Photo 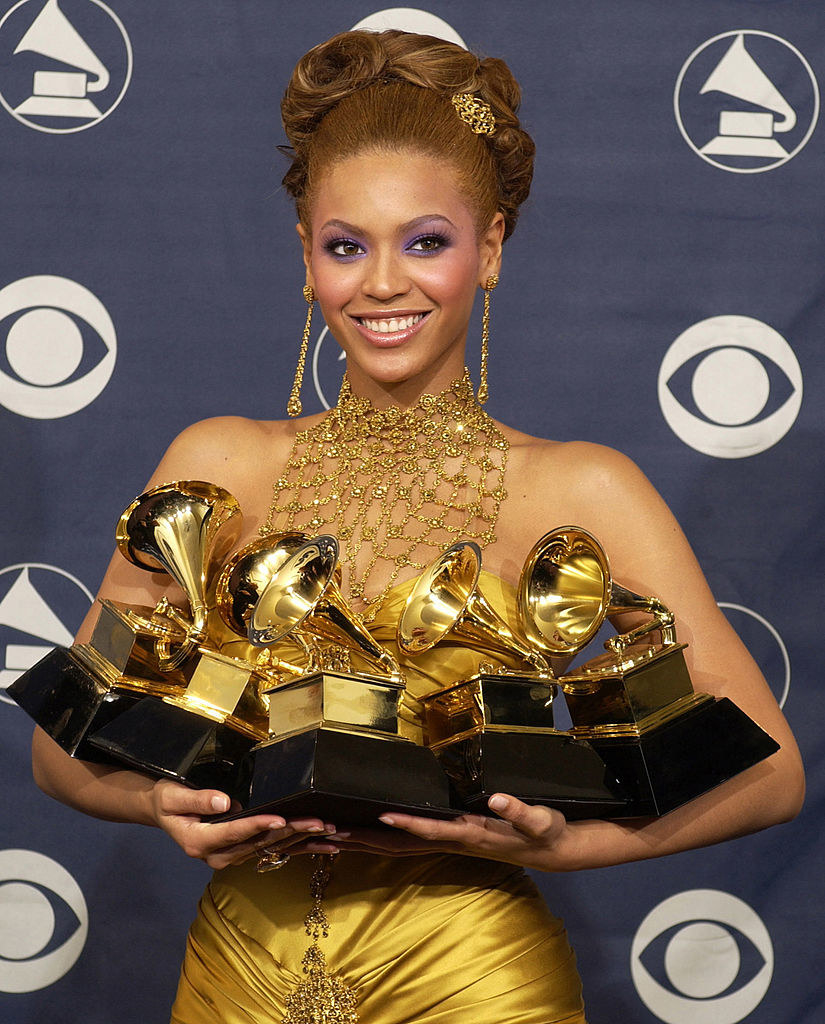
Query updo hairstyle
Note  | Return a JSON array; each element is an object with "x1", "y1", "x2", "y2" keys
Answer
[{"x1": 280, "y1": 30, "x2": 535, "y2": 240}]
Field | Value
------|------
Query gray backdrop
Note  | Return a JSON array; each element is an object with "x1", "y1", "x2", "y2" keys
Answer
[{"x1": 0, "y1": 2, "x2": 822, "y2": 1022}]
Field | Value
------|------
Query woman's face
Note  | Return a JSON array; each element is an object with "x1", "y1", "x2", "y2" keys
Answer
[{"x1": 299, "y1": 148, "x2": 504, "y2": 404}]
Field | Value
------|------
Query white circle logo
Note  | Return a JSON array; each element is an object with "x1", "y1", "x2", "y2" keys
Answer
[
  {"x1": 674, "y1": 30, "x2": 819, "y2": 173},
  {"x1": 718, "y1": 603, "x2": 790, "y2": 709},
  {"x1": 658, "y1": 315, "x2": 802, "y2": 458},
  {"x1": 0, "y1": 0, "x2": 132, "y2": 133},
  {"x1": 0, "y1": 849, "x2": 88, "y2": 992},
  {"x1": 351, "y1": 8, "x2": 466, "y2": 47},
  {"x1": 631, "y1": 889, "x2": 774, "y2": 1023},
  {"x1": 0, "y1": 563, "x2": 93, "y2": 706},
  {"x1": 0, "y1": 275, "x2": 117, "y2": 418}
]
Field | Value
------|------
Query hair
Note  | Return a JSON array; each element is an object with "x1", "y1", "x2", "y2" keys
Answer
[{"x1": 280, "y1": 30, "x2": 535, "y2": 241}]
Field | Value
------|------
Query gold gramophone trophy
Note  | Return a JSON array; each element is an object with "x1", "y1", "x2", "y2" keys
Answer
[
  {"x1": 7, "y1": 598, "x2": 187, "y2": 761},
  {"x1": 4, "y1": 480, "x2": 235, "y2": 760},
  {"x1": 398, "y1": 541, "x2": 629, "y2": 819},
  {"x1": 80, "y1": 481, "x2": 280, "y2": 789},
  {"x1": 519, "y1": 527, "x2": 779, "y2": 817},
  {"x1": 212, "y1": 534, "x2": 455, "y2": 825}
]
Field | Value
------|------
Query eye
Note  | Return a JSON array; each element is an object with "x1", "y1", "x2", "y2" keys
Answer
[
  {"x1": 407, "y1": 233, "x2": 448, "y2": 254},
  {"x1": 631, "y1": 889, "x2": 774, "y2": 1023},
  {"x1": 657, "y1": 315, "x2": 802, "y2": 458},
  {"x1": 0, "y1": 849, "x2": 89, "y2": 992},
  {"x1": 324, "y1": 238, "x2": 364, "y2": 258},
  {"x1": 0, "y1": 275, "x2": 117, "y2": 419}
]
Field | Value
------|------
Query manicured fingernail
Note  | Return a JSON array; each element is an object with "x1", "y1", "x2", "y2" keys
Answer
[
  {"x1": 378, "y1": 814, "x2": 396, "y2": 826},
  {"x1": 307, "y1": 825, "x2": 325, "y2": 833},
  {"x1": 268, "y1": 819, "x2": 286, "y2": 830},
  {"x1": 211, "y1": 795, "x2": 229, "y2": 812},
  {"x1": 488, "y1": 795, "x2": 508, "y2": 812}
]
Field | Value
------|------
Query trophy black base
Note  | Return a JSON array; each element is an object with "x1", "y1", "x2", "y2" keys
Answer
[
  {"x1": 7, "y1": 647, "x2": 141, "y2": 762},
  {"x1": 87, "y1": 696, "x2": 255, "y2": 791},
  {"x1": 433, "y1": 729, "x2": 631, "y2": 820},
  {"x1": 587, "y1": 697, "x2": 780, "y2": 818},
  {"x1": 215, "y1": 726, "x2": 457, "y2": 825}
]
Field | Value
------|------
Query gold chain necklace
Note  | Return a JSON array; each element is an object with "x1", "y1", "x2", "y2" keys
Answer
[{"x1": 262, "y1": 369, "x2": 509, "y2": 622}]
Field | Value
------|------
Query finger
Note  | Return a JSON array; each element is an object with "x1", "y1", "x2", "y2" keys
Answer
[
  {"x1": 155, "y1": 782, "x2": 235, "y2": 818},
  {"x1": 196, "y1": 814, "x2": 291, "y2": 853},
  {"x1": 377, "y1": 812, "x2": 470, "y2": 847},
  {"x1": 487, "y1": 794, "x2": 565, "y2": 840},
  {"x1": 209, "y1": 818, "x2": 332, "y2": 864}
]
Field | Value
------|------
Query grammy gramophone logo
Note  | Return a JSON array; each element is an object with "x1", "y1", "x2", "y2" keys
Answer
[
  {"x1": 674, "y1": 30, "x2": 819, "y2": 173},
  {"x1": 0, "y1": 563, "x2": 92, "y2": 706},
  {"x1": 0, "y1": 0, "x2": 132, "y2": 133}
]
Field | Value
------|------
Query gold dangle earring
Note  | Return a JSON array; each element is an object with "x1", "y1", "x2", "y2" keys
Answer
[
  {"x1": 477, "y1": 274, "x2": 498, "y2": 405},
  {"x1": 287, "y1": 285, "x2": 315, "y2": 418}
]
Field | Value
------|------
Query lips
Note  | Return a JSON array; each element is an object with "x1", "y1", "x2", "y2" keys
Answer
[{"x1": 352, "y1": 311, "x2": 430, "y2": 346}]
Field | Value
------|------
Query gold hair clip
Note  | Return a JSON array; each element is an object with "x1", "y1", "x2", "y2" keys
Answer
[{"x1": 451, "y1": 93, "x2": 496, "y2": 136}]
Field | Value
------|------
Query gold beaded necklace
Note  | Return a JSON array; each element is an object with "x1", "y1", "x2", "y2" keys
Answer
[{"x1": 262, "y1": 369, "x2": 509, "y2": 622}]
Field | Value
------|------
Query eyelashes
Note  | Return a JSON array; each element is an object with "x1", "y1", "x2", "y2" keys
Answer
[
  {"x1": 320, "y1": 232, "x2": 452, "y2": 260},
  {"x1": 322, "y1": 237, "x2": 364, "y2": 259},
  {"x1": 406, "y1": 232, "x2": 451, "y2": 254}
]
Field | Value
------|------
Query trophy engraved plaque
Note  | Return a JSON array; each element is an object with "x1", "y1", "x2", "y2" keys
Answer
[
  {"x1": 399, "y1": 541, "x2": 629, "y2": 819},
  {"x1": 214, "y1": 535, "x2": 455, "y2": 824},
  {"x1": 519, "y1": 527, "x2": 779, "y2": 816}
]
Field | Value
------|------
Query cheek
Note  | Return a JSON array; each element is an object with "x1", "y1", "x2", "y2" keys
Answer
[
  {"x1": 419, "y1": 248, "x2": 480, "y2": 306},
  {"x1": 311, "y1": 256, "x2": 357, "y2": 314}
]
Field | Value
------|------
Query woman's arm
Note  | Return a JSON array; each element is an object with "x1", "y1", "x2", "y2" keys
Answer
[
  {"x1": 333, "y1": 442, "x2": 804, "y2": 870},
  {"x1": 30, "y1": 416, "x2": 337, "y2": 869}
]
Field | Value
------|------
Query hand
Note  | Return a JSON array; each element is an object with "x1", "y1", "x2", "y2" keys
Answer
[
  {"x1": 326, "y1": 794, "x2": 569, "y2": 871},
  {"x1": 148, "y1": 780, "x2": 340, "y2": 870}
]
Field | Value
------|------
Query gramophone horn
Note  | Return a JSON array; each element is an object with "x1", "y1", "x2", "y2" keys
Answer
[
  {"x1": 116, "y1": 480, "x2": 242, "y2": 669},
  {"x1": 250, "y1": 535, "x2": 400, "y2": 677},
  {"x1": 397, "y1": 541, "x2": 550, "y2": 674},
  {"x1": 215, "y1": 531, "x2": 313, "y2": 677},
  {"x1": 518, "y1": 526, "x2": 675, "y2": 658},
  {"x1": 215, "y1": 531, "x2": 308, "y2": 639}
]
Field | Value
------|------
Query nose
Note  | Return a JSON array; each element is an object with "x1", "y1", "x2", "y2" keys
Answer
[{"x1": 361, "y1": 249, "x2": 410, "y2": 302}]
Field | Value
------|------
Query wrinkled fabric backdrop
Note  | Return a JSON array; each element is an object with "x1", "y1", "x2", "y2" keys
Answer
[{"x1": 1, "y1": 2, "x2": 822, "y2": 1022}]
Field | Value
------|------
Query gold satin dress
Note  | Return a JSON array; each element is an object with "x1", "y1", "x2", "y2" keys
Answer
[{"x1": 170, "y1": 574, "x2": 587, "y2": 1023}]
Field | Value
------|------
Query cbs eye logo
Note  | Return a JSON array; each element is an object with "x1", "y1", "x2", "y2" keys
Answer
[
  {"x1": 0, "y1": 849, "x2": 88, "y2": 992},
  {"x1": 0, "y1": 275, "x2": 117, "y2": 419},
  {"x1": 658, "y1": 315, "x2": 802, "y2": 458},
  {"x1": 631, "y1": 889, "x2": 773, "y2": 1024}
]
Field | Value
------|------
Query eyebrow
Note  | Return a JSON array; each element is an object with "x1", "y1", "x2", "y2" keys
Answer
[{"x1": 318, "y1": 214, "x2": 457, "y2": 236}]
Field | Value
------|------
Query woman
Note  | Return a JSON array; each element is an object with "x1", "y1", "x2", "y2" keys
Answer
[{"x1": 30, "y1": 29, "x2": 803, "y2": 1024}]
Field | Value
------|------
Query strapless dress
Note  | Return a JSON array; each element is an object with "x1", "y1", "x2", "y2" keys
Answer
[{"x1": 170, "y1": 573, "x2": 587, "y2": 1023}]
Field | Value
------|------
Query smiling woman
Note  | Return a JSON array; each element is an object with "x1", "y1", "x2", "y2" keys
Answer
[
  {"x1": 298, "y1": 150, "x2": 502, "y2": 402},
  {"x1": 28, "y1": 26, "x2": 802, "y2": 1024}
]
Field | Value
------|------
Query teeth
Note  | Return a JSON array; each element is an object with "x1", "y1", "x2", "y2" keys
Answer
[{"x1": 360, "y1": 313, "x2": 423, "y2": 333}]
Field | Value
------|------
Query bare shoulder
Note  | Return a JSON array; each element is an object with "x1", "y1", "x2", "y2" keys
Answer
[
  {"x1": 152, "y1": 415, "x2": 281, "y2": 478},
  {"x1": 500, "y1": 426, "x2": 661, "y2": 522},
  {"x1": 146, "y1": 413, "x2": 316, "y2": 507}
]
